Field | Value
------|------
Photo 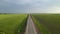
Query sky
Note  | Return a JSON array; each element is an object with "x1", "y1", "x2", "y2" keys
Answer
[{"x1": 0, "y1": 0, "x2": 60, "y2": 13}]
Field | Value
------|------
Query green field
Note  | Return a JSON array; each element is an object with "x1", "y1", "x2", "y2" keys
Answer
[
  {"x1": 32, "y1": 14, "x2": 60, "y2": 34},
  {"x1": 0, "y1": 14, "x2": 27, "y2": 34}
]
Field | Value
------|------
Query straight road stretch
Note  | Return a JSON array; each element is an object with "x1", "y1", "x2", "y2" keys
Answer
[{"x1": 25, "y1": 15, "x2": 37, "y2": 34}]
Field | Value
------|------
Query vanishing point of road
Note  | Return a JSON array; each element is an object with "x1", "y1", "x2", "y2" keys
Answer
[{"x1": 25, "y1": 15, "x2": 37, "y2": 34}]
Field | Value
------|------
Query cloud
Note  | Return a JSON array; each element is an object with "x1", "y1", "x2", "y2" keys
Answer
[{"x1": 0, "y1": 0, "x2": 60, "y2": 13}]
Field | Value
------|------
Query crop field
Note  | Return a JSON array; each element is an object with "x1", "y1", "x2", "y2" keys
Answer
[
  {"x1": 0, "y1": 14, "x2": 27, "y2": 34},
  {"x1": 32, "y1": 14, "x2": 60, "y2": 34}
]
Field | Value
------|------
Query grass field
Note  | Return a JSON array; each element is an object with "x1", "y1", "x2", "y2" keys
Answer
[
  {"x1": 0, "y1": 14, "x2": 27, "y2": 34},
  {"x1": 32, "y1": 14, "x2": 60, "y2": 34}
]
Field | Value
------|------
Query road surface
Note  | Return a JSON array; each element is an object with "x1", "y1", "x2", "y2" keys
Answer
[{"x1": 25, "y1": 15, "x2": 37, "y2": 34}]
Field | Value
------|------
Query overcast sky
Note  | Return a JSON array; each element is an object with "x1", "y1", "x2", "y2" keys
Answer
[{"x1": 0, "y1": 0, "x2": 60, "y2": 13}]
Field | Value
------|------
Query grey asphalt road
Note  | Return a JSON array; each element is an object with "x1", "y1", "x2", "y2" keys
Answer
[{"x1": 25, "y1": 15, "x2": 37, "y2": 34}]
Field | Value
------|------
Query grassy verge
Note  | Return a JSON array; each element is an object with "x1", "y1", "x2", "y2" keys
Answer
[
  {"x1": 32, "y1": 14, "x2": 60, "y2": 34},
  {"x1": 0, "y1": 14, "x2": 28, "y2": 34},
  {"x1": 31, "y1": 15, "x2": 51, "y2": 34}
]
